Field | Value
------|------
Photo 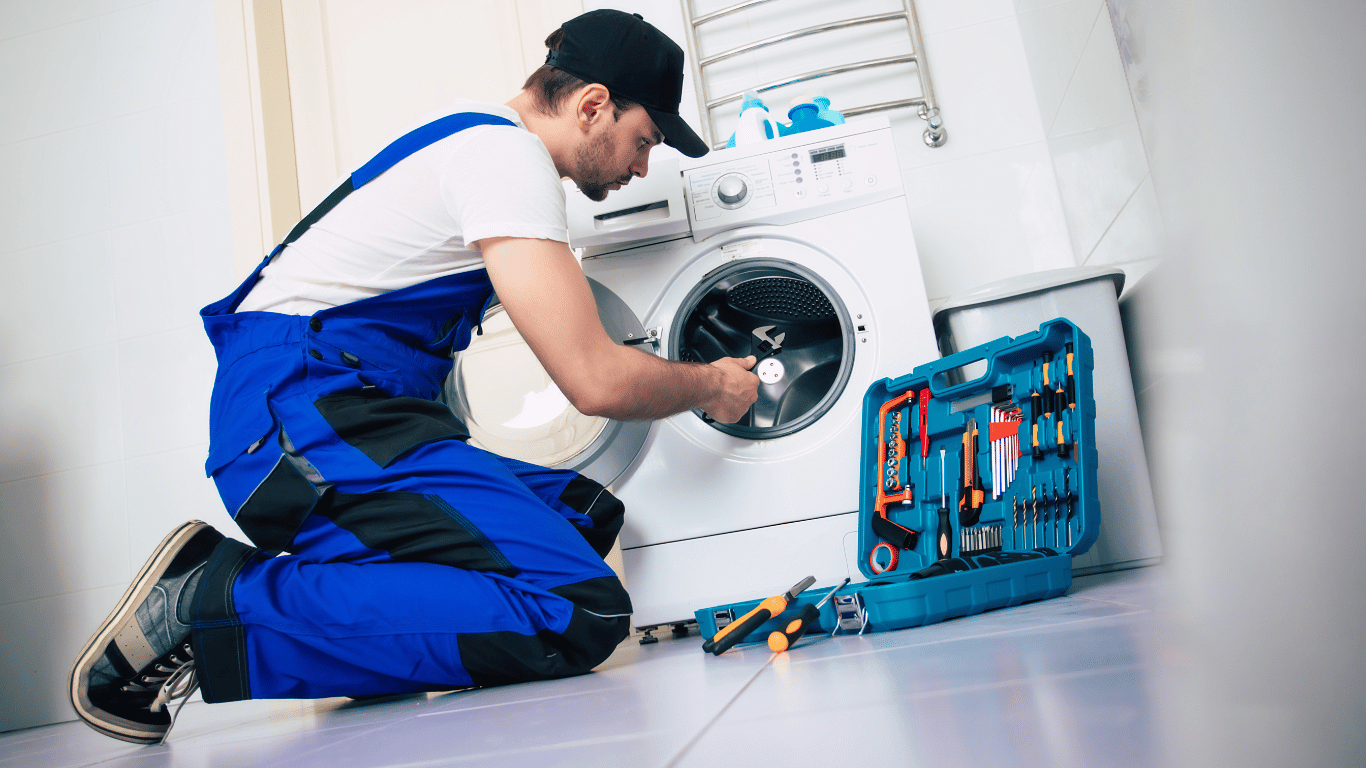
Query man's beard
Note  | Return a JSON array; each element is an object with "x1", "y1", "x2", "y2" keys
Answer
[{"x1": 574, "y1": 130, "x2": 630, "y2": 202}]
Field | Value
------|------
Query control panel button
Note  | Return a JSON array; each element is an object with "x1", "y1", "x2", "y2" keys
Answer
[{"x1": 841, "y1": 179, "x2": 854, "y2": 190}]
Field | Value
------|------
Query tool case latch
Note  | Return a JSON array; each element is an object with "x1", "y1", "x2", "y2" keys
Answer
[
  {"x1": 711, "y1": 607, "x2": 735, "y2": 632},
  {"x1": 832, "y1": 593, "x2": 867, "y2": 636}
]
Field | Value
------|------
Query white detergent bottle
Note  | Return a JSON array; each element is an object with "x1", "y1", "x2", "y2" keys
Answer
[{"x1": 727, "y1": 91, "x2": 776, "y2": 147}]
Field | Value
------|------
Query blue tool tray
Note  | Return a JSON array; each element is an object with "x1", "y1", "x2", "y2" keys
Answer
[{"x1": 695, "y1": 318, "x2": 1099, "y2": 643}]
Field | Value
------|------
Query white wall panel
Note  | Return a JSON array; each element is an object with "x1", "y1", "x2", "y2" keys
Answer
[
  {"x1": 916, "y1": 0, "x2": 1015, "y2": 35},
  {"x1": 97, "y1": 0, "x2": 219, "y2": 118},
  {"x1": 1085, "y1": 175, "x2": 1161, "y2": 270},
  {"x1": 0, "y1": 0, "x2": 99, "y2": 41},
  {"x1": 0, "y1": 0, "x2": 234, "y2": 732},
  {"x1": 124, "y1": 445, "x2": 246, "y2": 572},
  {"x1": 0, "y1": 125, "x2": 112, "y2": 254},
  {"x1": 904, "y1": 141, "x2": 1074, "y2": 301},
  {"x1": 1016, "y1": 0, "x2": 1100, "y2": 135},
  {"x1": 0, "y1": 17, "x2": 103, "y2": 145},
  {"x1": 0, "y1": 463, "x2": 131, "y2": 605},
  {"x1": 1048, "y1": 0, "x2": 1136, "y2": 137},
  {"x1": 904, "y1": 16, "x2": 1047, "y2": 167},
  {"x1": 0, "y1": 233, "x2": 117, "y2": 367},
  {"x1": 0, "y1": 345, "x2": 126, "y2": 485},
  {"x1": 0, "y1": 586, "x2": 129, "y2": 734},
  {"x1": 1050, "y1": 119, "x2": 1150, "y2": 261},
  {"x1": 117, "y1": 327, "x2": 216, "y2": 459}
]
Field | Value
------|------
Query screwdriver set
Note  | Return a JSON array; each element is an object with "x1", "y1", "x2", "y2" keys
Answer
[{"x1": 695, "y1": 319, "x2": 1099, "y2": 646}]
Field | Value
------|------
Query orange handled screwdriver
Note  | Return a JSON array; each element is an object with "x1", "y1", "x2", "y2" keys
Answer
[
  {"x1": 768, "y1": 578, "x2": 850, "y2": 653},
  {"x1": 703, "y1": 576, "x2": 815, "y2": 655}
]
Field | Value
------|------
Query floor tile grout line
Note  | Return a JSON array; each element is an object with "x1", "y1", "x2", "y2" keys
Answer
[
  {"x1": 1071, "y1": 593, "x2": 1157, "y2": 610},
  {"x1": 665, "y1": 658, "x2": 775, "y2": 767}
]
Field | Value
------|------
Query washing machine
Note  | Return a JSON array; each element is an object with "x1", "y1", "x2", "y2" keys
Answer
[{"x1": 445, "y1": 116, "x2": 939, "y2": 631}]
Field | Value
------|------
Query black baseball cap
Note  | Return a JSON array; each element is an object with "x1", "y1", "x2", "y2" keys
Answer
[{"x1": 546, "y1": 9, "x2": 709, "y2": 158}]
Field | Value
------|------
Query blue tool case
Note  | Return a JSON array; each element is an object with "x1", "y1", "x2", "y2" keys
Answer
[{"x1": 695, "y1": 318, "x2": 1100, "y2": 644}]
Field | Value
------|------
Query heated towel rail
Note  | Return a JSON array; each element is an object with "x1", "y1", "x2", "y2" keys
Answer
[{"x1": 680, "y1": 0, "x2": 947, "y2": 150}]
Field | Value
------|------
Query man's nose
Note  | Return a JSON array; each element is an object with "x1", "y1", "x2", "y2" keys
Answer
[{"x1": 630, "y1": 152, "x2": 649, "y2": 178}]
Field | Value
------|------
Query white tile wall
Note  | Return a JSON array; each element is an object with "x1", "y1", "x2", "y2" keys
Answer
[
  {"x1": 0, "y1": 17, "x2": 103, "y2": 144},
  {"x1": 1050, "y1": 120, "x2": 1151, "y2": 261},
  {"x1": 96, "y1": 0, "x2": 219, "y2": 119},
  {"x1": 903, "y1": 141, "x2": 1074, "y2": 300},
  {"x1": 1016, "y1": 0, "x2": 1099, "y2": 134},
  {"x1": 1048, "y1": 0, "x2": 1135, "y2": 137},
  {"x1": 0, "y1": 345, "x2": 127, "y2": 482},
  {"x1": 0, "y1": 0, "x2": 233, "y2": 733},
  {"x1": 124, "y1": 444, "x2": 243, "y2": 571},
  {"x1": 0, "y1": 462, "x2": 131, "y2": 605},
  {"x1": 1017, "y1": 0, "x2": 1163, "y2": 289},
  {"x1": 0, "y1": 125, "x2": 113, "y2": 254},
  {"x1": 0, "y1": 232, "x2": 118, "y2": 367},
  {"x1": 0, "y1": 585, "x2": 128, "y2": 739}
]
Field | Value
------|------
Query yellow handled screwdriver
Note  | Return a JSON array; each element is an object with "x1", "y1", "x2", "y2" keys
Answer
[
  {"x1": 768, "y1": 578, "x2": 850, "y2": 653},
  {"x1": 703, "y1": 576, "x2": 815, "y2": 655}
]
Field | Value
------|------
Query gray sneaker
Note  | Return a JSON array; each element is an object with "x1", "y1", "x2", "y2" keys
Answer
[{"x1": 69, "y1": 520, "x2": 223, "y2": 744}]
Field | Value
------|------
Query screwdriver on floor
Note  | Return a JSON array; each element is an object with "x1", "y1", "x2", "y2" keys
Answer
[
  {"x1": 767, "y1": 578, "x2": 850, "y2": 653},
  {"x1": 703, "y1": 576, "x2": 816, "y2": 655}
]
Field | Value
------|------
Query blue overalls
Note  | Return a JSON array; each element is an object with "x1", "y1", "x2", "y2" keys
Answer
[{"x1": 188, "y1": 113, "x2": 631, "y2": 702}]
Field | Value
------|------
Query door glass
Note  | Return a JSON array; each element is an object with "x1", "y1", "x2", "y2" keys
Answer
[{"x1": 451, "y1": 306, "x2": 609, "y2": 466}]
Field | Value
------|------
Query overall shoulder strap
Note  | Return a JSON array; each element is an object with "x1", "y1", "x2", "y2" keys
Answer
[{"x1": 276, "y1": 112, "x2": 516, "y2": 251}]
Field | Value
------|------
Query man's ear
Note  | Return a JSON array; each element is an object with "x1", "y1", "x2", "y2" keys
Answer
[{"x1": 575, "y1": 84, "x2": 613, "y2": 132}]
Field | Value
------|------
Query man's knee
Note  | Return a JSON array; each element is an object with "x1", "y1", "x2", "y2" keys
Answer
[
  {"x1": 456, "y1": 575, "x2": 632, "y2": 686},
  {"x1": 557, "y1": 476, "x2": 625, "y2": 558}
]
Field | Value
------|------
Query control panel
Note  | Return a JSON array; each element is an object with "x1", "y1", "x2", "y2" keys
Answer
[{"x1": 682, "y1": 118, "x2": 903, "y2": 241}]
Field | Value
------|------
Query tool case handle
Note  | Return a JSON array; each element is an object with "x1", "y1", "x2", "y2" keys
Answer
[{"x1": 890, "y1": 335, "x2": 1017, "y2": 400}]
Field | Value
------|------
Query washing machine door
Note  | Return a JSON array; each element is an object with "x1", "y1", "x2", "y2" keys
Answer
[{"x1": 442, "y1": 277, "x2": 650, "y2": 486}]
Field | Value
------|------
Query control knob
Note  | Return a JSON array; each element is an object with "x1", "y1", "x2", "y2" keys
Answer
[{"x1": 715, "y1": 174, "x2": 749, "y2": 207}]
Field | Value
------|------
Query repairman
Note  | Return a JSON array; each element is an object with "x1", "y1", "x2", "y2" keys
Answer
[{"x1": 69, "y1": 9, "x2": 760, "y2": 744}]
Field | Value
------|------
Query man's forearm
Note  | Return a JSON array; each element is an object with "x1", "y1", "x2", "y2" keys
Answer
[{"x1": 574, "y1": 345, "x2": 732, "y2": 422}]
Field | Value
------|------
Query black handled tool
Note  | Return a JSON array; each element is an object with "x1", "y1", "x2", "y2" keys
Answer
[
  {"x1": 1029, "y1": 384, "x2": 1044, "y2": 460},
  {"x1": 1042, "y1": 352, "x2": 1054, "y2": 419},
  {"x1": 936, "y1": 447, "x2": 952, "y2": 560},
  {"x1": 958, "y1": 420, "x2": 984, "y2": 527},
  {"x1": 768, "y1": 578, "x2": 850, "y2": 652},
  {"x1": 703, "y1": 576, "x2": 815, "y2": 655},
  {"x1": 1065, "y1": 342, "x2": 1076, "y2": 410}
]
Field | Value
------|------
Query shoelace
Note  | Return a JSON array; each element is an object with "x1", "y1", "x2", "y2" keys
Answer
[{"x1": 123, "y1": 643, "x2": 200, "y2": 743}]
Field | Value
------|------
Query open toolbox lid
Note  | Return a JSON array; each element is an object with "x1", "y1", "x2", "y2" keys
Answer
[{"x1": 694, "y1": 318, "x2": 1100, "y2": 643}]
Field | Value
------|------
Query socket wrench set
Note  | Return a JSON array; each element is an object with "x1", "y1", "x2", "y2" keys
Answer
[{"x1": 696, "y1": 319, "x2": 1099, "y2": 645}]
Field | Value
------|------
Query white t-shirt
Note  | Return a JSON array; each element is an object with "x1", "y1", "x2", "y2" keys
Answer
[{"x1": 237, "y1": 100, "x2": 567, "y2": 315}]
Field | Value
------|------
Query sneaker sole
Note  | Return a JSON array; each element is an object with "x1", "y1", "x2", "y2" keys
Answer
[{"x1": 68, "y1": 520, "x2": 212, "y2": 744}]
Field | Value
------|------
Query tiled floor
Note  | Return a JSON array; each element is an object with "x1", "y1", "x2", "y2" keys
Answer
[{"x1": 0, "y1": 567, "x2": 1175, "y2": 767}]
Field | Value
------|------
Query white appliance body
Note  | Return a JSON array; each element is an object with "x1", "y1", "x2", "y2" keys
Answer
[{"x1": 571, "y1": 118, "x2": 940, "y2": 627}]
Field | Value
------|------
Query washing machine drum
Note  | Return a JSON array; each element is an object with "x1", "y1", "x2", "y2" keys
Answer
[{"x1": 673, "y1": 258, "x2": 855, "y2": 440}]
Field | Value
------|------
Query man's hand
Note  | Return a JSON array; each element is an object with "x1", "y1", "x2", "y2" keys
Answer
[{"x1": 704, "y1": 355, "x2": 760, "y2": 423}]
